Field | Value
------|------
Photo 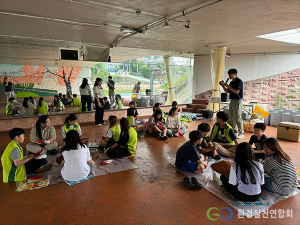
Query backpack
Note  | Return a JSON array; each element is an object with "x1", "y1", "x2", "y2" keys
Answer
[{"x1": 202, "y1": 110, "x2": 213, "y2": 118}]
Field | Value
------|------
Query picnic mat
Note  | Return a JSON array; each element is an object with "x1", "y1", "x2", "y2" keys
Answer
[
  {"x1": 64, "y1": 173, "x2": 94, "y2": 186},
  {"x1": 230, "y1": 194, "x2": 270, "y2": 206},
  {"x1": 167, "y1": 155, "x2": 300, "y2": 218},
  {"x1": 15, "y1": 177, "x2": 49, "y2": 192}
]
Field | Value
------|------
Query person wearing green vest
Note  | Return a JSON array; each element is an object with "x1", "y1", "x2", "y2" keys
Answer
[
  {"x1": 153, "y1": 103, "x2": 167, "y2": 123},
  {"x1": 1, "y1": 128, "x2": 53, "y2": 183},
  {"x1": 106, "y1": 117, "x2": 137, "y2": 158},
  {"x1": 115, "y1": 94, "x2": 122, "y2": 109},
  {"x1": 37, "y1": 97, "x2": 49, "y2": 115},
  {"x1": 51, "y1": 95, "x2": 64, "y2": 111},
  {"x1": 98, "y1": 115, "x2": 121, "y2": 149},
  {"x1": 210, "y1": 111, "x2": 239, "y2": 158},
  {"x1": 71, "y1": 94, "x2": 81, "y2": 106},
  {"x1": 6, "y1": 97, "x2": 18, "y2": 115},
  {"x1": 196, "y1": 123, "x2": 221, "y2": 160},
  {"x1": 127, "y1": 108, "x2": 144, "y2": 133}
]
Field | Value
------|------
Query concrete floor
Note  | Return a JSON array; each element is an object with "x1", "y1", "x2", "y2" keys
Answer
[{"x1": 0, "y1": 118, "x2": 299, "y2": 224}]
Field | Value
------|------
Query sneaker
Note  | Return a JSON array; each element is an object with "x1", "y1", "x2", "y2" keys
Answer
[
  {"x1": 213, "y1": 155, "x2": 222, "y2": 160},
  {"x1": 102, "y1": 122, "x2": 107, "y2": 125},
  {"x1": 166, "y1": 132, "x2": 173, "y2": 137},
  {"x1": 95, "y1": 124, "x2": 102, "y2": 126},
  {"x1": 191, "y1": 177, "x2": 203, "y2": 190},
  {"x1": 36, "y1": 154, "x2": 47, "y2": 160},
  {"x1": 213, "y1": 172, "x2": 223, "y2": 186},
  {"x1": 182, "y1": 177, "x2": 196, "y2": 189},
  {"x1": 237, "y1": 133, "x2": 244, "y2": 139},
  {"x1": 46, "y1": 149, "x2": 58, "y2": 156},
  {"x1": 35, "y1": 163, "x2": 53, "y2": 173},
  {"x1": 160, "y1": 135, "x2": 168, "y2": 140}
]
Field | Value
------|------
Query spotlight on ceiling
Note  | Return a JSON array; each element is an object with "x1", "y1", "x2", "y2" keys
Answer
[
  {"x1": 163, "y1": 19, "x2": 170, "y2": 28},
  {"x1": 184, "y1": 21, "x2": 190, "y2": 29}
]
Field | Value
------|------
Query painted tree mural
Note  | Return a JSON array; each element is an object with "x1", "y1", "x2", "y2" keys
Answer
[{"x1": 45, "y1": 67, "x2": 82, "y2": 95}]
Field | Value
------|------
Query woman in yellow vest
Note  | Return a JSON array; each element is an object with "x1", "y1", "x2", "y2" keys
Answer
[
  {"x1": 51, "y1": 95, "x2": 64, "y2": 111},
  {"x1": 127, "y1": 108, "x2": 145, "y2": 133},
  {"x1": 60, "y1": 114, "x2": 89, "y2": 145},
  {"x1": 37, "y1": 97, "x2": 49, "y2": 115},
  {"x1": 98, "y1": 115, "x2": 121, "y2": 149},
  {"x1": 106, "y1": 117, "x2": 137, "y2": 158},
  {"x1": 1, "y1": 128, "x2": 52, "y2": 183}
]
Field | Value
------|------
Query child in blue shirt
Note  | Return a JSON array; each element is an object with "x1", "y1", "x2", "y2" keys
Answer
[{"x1": 175, "y1": 131, "x2": 208, "y2": 172}]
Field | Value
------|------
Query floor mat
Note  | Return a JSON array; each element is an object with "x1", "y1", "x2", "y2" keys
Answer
[
  {"x1": 15, "y1": 177, "x2": 49, "y2": 192},
  {"x1": 35, "y1": 149, "x2": 137, "y2": 186},
  {"x1": 230, "y1": 194, "x2": 270, "y2": 206},
  {"x1": 64, "y1": 173, "x2": 94, "y2": 186},
  {"x1": 167, "y1": 155, "x2": 300, "y2": 218}
]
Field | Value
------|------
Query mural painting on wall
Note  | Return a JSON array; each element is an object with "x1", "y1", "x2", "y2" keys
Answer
[
  {"x1": 195, "y1": 68, "x2": 300, "y2": 110},
  {"x1": 0, "y1": 65, "x2": 83, "y2": 95}
]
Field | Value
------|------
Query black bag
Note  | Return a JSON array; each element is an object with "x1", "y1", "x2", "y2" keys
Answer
[{"x1": 202, "y1": 110, "x2": 213, "y2": 118}]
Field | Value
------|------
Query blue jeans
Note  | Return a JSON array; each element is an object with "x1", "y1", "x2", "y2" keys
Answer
[
  {"x1": 167, "y1": 127, "x2": 186, "y2": 137},
  {"x1": 262, "y1": 174, "x2": 275, "y2": 193}
]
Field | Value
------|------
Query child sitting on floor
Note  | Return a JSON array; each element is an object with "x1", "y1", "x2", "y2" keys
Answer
[
  {"x1": 197, "y1": 123, "x2": 221, "y2": 160},
  {"x1": 153, "y1": 103, "x2": 167, "y2": 123},
  {"x1": 103, "y1": 97, "x2": 111, "y2": 110},
  {"x1": 98, "y1": 115, "x2": 121, "y2": 149},
  {"x1": 129, "y1": 101, "x2": 145, "y2": 122},
  {"x1": 170, "y1": 101, "x2": 180, "y2": 113},
  {"x1": 106, "y1": 117, "x2": 137, "y2": 158},
  {"x1": 262, "y1": 138, "x2": 298, "y2": 195},
  {"x1": 1, "y1": 128, "x2": 52, "y2": 183},
  {"x1": 37, "y1": 97, "x2": 49, "y2": 115},
  {"x1": 213, "y1": 142, "x2": 264, "y2": 202},
  {"x1": 51, "y1": 95, "x2": 64, "y2": 111},
  {"x1": 249, "y1": 123, "x2": 267, "y2": 162},
  {"x1": 127, "y1": 108, "x2": 145, "y2": 133},
  {"x1": 175, "y1": 130, "x2": 208, "y2": 172},
  {"x1": 210, "y1": 111, "x2": 239, "y2": 158},
  {"x1": 61, "y1": 114, "x2": 89, "y2": 145},
  {"x1": 144, "y1": 110, "x2": 168, "y2": 140},
  {"x1": 60, "y1": 130, "x2": 94, "y2": 181},
  {"x1": 166, "y1": 107, "x2": 186, "y2": 137},
  {"x1": 6, "y1": 97, "x2": 18, "y2": 115}
]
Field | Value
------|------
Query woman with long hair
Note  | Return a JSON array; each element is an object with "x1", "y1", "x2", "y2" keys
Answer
[
  {"x1": 98, "y1": 115, "x2": 121, "y2": 148},
  {"x1": 37, "y1": 97, "x2": 49, "y2": 115},
  {"x1": 79, "y1": 78, "x2": 93, "y2": 111},
  {"x1": 214, "y1": 142, "x2": 264, "y2": 201},
  {"x1": 29, "y1": 96, "x2": 37, "y2": 108},
  {"x1": 93, "y1": 78, "x2": 105, "y2": 126},
  {"x1": 262, "y1": 138, "x2": 298, "y2": 195},
  {"x1": 106, "y1": 117, "x2": 137, "y2": 158},
  {"x1": 51, "y1": 95, "x2": 64, "y2": 111},
  {"x1": 61, "y1": 130, "x2": 94, "y2": 181},
  {"x1": 18, "y1": 97, "x2": 35, "y2": 116},
  {"x1": 166, "y1": 107, "x2": 186, "y2": 137},
  {"x1": 26, "y1": 115, "x2": 58, "y2": 158},
  {"x1": 144, "y1": 110, "x2": 168, "y2": 140}
]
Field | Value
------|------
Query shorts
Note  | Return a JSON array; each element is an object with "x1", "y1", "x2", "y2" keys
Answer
[{"x1": 179, "y1": 161, "x2": 199, "y2": 172}]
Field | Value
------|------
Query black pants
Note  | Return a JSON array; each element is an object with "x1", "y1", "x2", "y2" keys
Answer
[
  {"x1": 220, "y1": 174, "x2": 261, "y2": 201},
  {"x1": 107, "y1": 147, "x2": 131, "y2": 159},
  {"x1": 95, "y1": 98, "x2": 104, "y2": 125},
  {"x1": 25, "y1": 158, "x2": 47, "y2": 174},
  {"x1": 81, "y1": 95, "x2": 92, "y2": 112}
]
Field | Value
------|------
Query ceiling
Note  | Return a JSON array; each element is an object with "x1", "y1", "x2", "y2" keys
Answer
[{"x1": 0, "y1": 0, "x2": 299, "y2": 66}]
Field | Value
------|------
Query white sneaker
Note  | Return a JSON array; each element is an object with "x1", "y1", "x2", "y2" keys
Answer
[
  {"x1": 213, "y1": 172, "x2": 223, "y2": 186},
  {"x1": 95, "y1": 124, "x2": 102, "y2": 126},
  {"x1": 237, "y1": 134, "x2": 244, "y2": 139},
  {"x1": 102, "y1": 122, "x2": 107, "y2": 125}
]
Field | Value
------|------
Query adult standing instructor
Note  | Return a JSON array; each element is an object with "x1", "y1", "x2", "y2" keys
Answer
[
  {"x1": 93, "y1": 78, "x2": 106, "y2": 126},
  {"x1": 107, "y1": 76, "x2": 115, "y2": 105},
  {"x1": 79, "y1": 78, "x2": 93, "y2": 111},
  {"x1": 219, "y1": 68, "x2": 244, "y2": 139},
  {"x1": 4, "y1": 77, "x2": 17, "y2": 104}
]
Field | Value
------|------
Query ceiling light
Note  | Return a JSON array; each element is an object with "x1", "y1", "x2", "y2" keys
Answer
[
  {"x1": 184, "y1": 21, "x2": 190, "y2": 29},
  {"x1": 163, "y1": 19, "x2": 170, "y2": 28}
]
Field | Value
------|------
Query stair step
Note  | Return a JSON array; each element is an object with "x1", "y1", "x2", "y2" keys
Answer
[
  {"x1": 187, "y1": 104, "x2": 208, "y2": 109},
  {"x1": 182, "y1": 108, "x2": 205, "y2": 113},
  {"x1": 192, "y1": 99, "x2": 208, "y2": 105}
]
